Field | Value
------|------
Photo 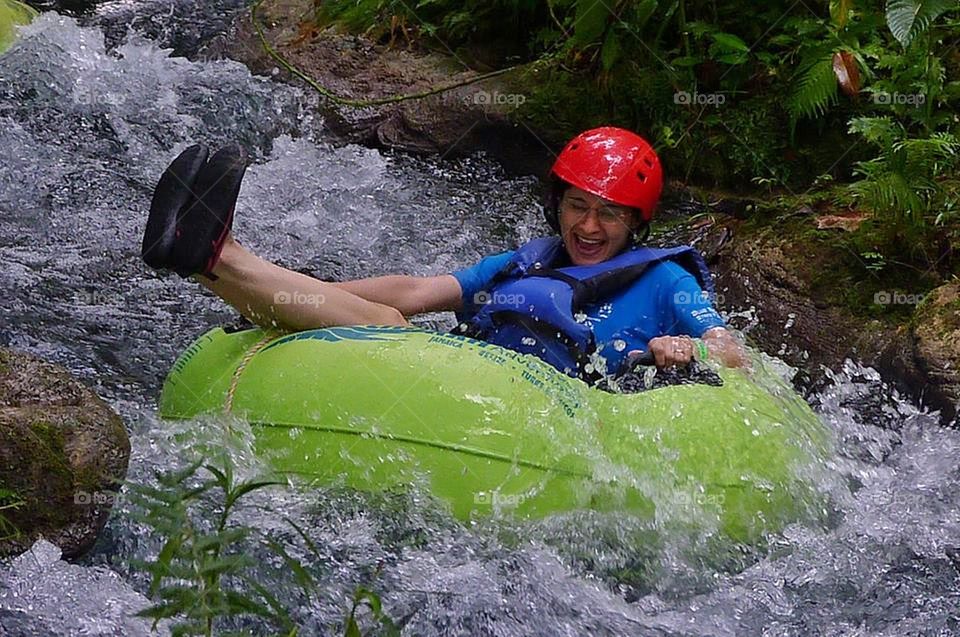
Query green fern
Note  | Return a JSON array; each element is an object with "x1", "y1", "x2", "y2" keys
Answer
[
  {"x1": 789, "y1": 52, "x2": 839, "y2": 121},
  {"x1": 897, "y1": 133, "x2": 960, "y2": 176},
  {"x1": 851, "y1": 170, "x2": 926, "y2": 221},
  {"x1": 848, "y1": 116, "x2": 902, "y2": 147},
  {"x1": 850, "y1": 124, "x2": 959, "y2": 226},
  {"x1": 885, "y1": 0, "x2": 955, "y2": 48}
]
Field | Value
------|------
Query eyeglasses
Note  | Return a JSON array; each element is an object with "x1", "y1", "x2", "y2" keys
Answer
[{"x1": 559, "y1": 197, "x2": 633, "y2": 226}]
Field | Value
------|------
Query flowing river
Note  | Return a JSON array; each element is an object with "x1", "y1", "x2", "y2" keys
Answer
[{"x1": 1, "y1": 3, "x2": 958, "y2": 636}]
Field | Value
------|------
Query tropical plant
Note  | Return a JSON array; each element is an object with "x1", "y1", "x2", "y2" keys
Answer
[
  {"x1": 129, "y1": 459, "x2": 297, "y2": 636},
  {"x1": 129, "y1": 456, "x2": 401, "y2": 636}
]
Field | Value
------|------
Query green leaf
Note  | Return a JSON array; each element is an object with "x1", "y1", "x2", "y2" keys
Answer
[
  {"x1": 789, "y1": 54, "x2": 839, "y2": 120},
  {"x1": 204, "y1": 463, "x2": 229, "y2": 489},
  {"x1": 157, "y1": 585, "x2": 197, "y2": 605},
  {"x1": 601, "y1": 30, "x2": 621, "y2": 70},
  {"x1": 711, "y1": 32, "x2": 750, "y2": 52},
  {"x1": 151, "y1": 536, "x2": 185, "y2": 595},
  {"x1": 223, "y1": 590, "x2": 275, "y2": 619},
  {"x1": 159, "y1": 458, "x2": 205, "y2": 487},
  {"x1": 671, "y1": 55, "x2": 701, "y2": 67},
  {"x1": 354, "y1": 587, "x2": 383, "y2": 617},
  {"x1": 715, "y1": 52, "x2": 749, "y2": 65},
  {"x1": 830, "y1": 0, "x2": 854, "y2": 27},
  {"x1": 885, "y1": 0, "x2": 954, "y2": 48},
  {"x1": 246, "y1": 579, "x2": 296, "y2": 629},
  {"x1": 633, "y1": 0, "x2": 659, "y2": 31},
  {"x1": 136, "y1": 602, "x2": 186, "y2": 623},
  {"x1": 573, "y1": 0, "x2": 609, "y2": 45},
  {"x1": 265, "y1": 538, "x2": 316, "y2": 597},
  {"x1": 848, "y1": 116, "x2": 902, "y2": 147},
  {"x1": 198, "y1": 556, "x2": 250, "y2": 578},
  {"x1": 345, "y1": 616, "x2": 362, "y2": 637},
  {"x1": 226, "y1": 479, "x2": 284, "y2": 509}
]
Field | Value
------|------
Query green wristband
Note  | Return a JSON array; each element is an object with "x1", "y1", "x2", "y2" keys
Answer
[{"x1": 694, "y1": 339, "x2": 709, "y2": 361}]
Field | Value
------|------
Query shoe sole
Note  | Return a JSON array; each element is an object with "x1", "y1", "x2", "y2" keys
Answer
[
  {"x1": 142, "y1": 144, "x2": 209, "y2": 269},
  {"x1": 172, "y1": 145, "x2": 247, "y2": 278}
]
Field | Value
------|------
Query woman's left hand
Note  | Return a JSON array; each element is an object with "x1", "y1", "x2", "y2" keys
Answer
[{"x1": 642, "y1": 335, "x2": 696, "y2": 368}]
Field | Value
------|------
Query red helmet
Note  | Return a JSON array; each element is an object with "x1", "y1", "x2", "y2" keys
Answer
[{"x1": 545, "y1": 127, "x2": 663, "y2": 230}]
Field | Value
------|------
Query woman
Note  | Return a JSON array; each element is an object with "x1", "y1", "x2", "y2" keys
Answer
[{"x1": 142, "y1": 127, "x2": 744, "y2": 379}]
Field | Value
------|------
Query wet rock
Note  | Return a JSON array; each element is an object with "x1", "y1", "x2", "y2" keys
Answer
[
  {"x1": 710, "y1": 228, "x2": 860, "y2": 376},
  {"x1": 912, "y1": 282, "x2": 960, "y2": 425},
  {"x1": 710, "y1": 224, "x2": 954, "y2": 425},
  {"x1": 0, "y1": 348, "x2": 129, "y2": 558},
  {"x1": 202, "y1": 0, "x2": 554, "y2": 175}
]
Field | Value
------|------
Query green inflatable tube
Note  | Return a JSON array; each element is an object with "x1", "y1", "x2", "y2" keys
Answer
[
  {"x1": 0, "y1": 0, "x2": 36, "y2": 55},
  {"x1": 160, "y1": 326, "x2": 831, "y2": 544}
]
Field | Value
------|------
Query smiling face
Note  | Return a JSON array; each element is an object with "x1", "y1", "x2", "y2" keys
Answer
[{"x1": 557, "y1": 186, "x2": 639, "y2": 265}]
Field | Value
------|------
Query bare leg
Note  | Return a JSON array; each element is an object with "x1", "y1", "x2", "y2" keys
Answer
[{"x1": 195, "y1": 236, "x2": 409, "y2": 331}]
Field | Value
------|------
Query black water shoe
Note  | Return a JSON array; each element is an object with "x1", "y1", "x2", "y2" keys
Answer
[
  {"x1": 142, "y1": 144, "x2": 209, "y2": 269},
  {"x1": 170, "y1": 145, "x2": 247, "y2": 280}
]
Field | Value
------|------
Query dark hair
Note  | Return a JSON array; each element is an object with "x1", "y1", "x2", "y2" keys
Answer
[{"x1": 543, "y1": 176, "x2": 649, "y2": 244}]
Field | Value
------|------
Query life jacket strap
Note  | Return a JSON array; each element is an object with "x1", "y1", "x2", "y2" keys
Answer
[{"x1": 522, "y1": 262, "x2": 653, "y2": 312}]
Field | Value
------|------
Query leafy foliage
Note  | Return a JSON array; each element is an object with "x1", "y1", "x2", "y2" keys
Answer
[
  {"x1": 129, "y1": 456, "x2": 401, "y2": 637},
  {"x1": 129, "y1": 459, "x2": 294, "y2": 636},
  {"x1": 0, "y1": 487, "x2": 24, "y2": 541},
  {"x1": 789, "y1": 53, "x2": 841, "y2": 122},
  {"x1": 885, "y1": 0, "x2": 955, "y2": 47},
  {"x1": 849, "y1": 120, "x2": 959, "y2": 226}
]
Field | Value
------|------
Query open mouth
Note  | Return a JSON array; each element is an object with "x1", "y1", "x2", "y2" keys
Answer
[{"x1": 572, "y1": 234, "x2": 605, "y2": 259}]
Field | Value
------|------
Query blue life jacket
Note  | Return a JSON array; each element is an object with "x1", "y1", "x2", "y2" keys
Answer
[{"x1": 453, "y1": 237, "x2": 714, "y2": 380}]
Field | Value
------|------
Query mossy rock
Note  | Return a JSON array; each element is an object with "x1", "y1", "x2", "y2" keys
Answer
[
  {"x1": 0, "y1": 348, "x2": 129, "y2": 558},
  {"x1": 0, "y1": 0, "x2": 36, "y2": 56},
  {"x1": 703, "y1": 208, "x2": 951, "y2": 421},
  {"x1": 913, "y1": 282, "x2": 960, "y2": 425}
]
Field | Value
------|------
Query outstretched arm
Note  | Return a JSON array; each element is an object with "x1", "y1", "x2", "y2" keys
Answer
[{"x1": 333, "y1": 274, "x2": 464, "y2": 316}]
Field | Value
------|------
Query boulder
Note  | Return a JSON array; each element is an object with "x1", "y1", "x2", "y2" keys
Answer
[
  {"x1": 708, "y1": 219, "x2": 955, "y2": 424},
  {"x1": 912, "y1": 282, "x2": 960, "y2": 425},
  {"x1": 0, "y1": 348, "x2": 129, "y2": 558}
]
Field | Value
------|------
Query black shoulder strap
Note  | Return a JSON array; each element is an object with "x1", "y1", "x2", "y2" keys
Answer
[{"x1": 525, "y1": 262, "x2": 653, "y2": 312}]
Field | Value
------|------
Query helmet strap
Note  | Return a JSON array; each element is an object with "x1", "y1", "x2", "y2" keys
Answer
[
  {"x1": 632, "y1": 222, "x2": 651, "y2": 245},
  {"x1": 544, "y1": 176, "x2": 568, "y2": 233}
]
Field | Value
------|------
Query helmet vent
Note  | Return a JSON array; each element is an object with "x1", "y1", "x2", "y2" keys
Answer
[
  {"x1": 570, "y1": 143, "x2": 580, "y2": 150},
  {"x1": 644, "y1": 157, "x2": 654, "y2": 167},
  {"x1": 636, "y1": 171, "x2": 647, "y2": 182}
]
